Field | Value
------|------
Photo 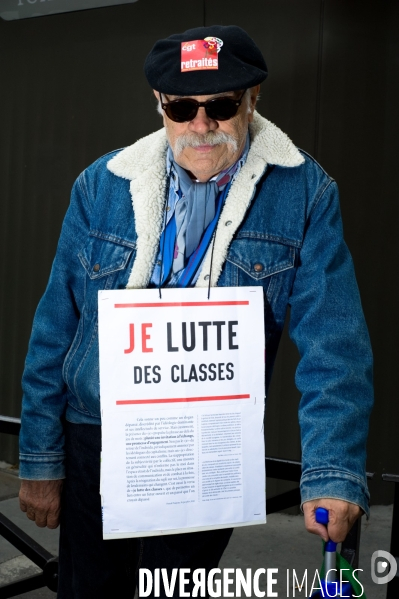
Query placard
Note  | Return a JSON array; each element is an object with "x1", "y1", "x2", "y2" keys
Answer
[{"x1": 98, "y1": 287, "x2": 266, "y2": 539}]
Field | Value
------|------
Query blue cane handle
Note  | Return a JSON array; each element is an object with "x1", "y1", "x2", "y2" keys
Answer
[
  {"x1": 314, "y1": 508, "x2": 352, "y2": 597},
  {"x1": 315, "y1": 508, "x2": 337, "y2": 551},
  {"x1": 315, "y1": 507, "x2": 329, "y2": 525}
]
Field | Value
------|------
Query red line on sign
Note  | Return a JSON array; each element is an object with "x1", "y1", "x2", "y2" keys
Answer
[
  {"x1": 116, "y1": 394, "x2": 250, "y2": 405},
  {"x1": 114, "y1": 301, "x2": 249, "y2": 308}
]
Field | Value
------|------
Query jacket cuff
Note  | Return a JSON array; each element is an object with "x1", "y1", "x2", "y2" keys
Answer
[
  {"x1": 300, "y1": 470, "x2": 370, "y2": 517},
  {"x1": 19, "y1": 453, "x2": 66, "y2": 480}
]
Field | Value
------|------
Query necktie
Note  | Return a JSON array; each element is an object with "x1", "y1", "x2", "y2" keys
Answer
[{"x1": 171, "y1": 162, "x2": 232, "y2": 274}]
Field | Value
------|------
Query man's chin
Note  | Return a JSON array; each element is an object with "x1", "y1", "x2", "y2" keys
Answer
[
  {"x1": 179, "y1": 152, "x2": 221, "y2": 169},
  {"x1": 186, "y1": 162, "x2": 226, "y2": 182}
]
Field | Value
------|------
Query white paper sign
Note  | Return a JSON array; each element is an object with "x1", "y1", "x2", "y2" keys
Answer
[{"x1": 98, "y1": 287, "x2": 266, "y2": 539}]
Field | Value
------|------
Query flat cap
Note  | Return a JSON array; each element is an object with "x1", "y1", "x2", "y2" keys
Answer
[{"x1": 144, "y1": 25, "x2": 268, "y2": 95}]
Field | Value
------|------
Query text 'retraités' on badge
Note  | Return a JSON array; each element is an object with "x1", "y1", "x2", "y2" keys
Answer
[{"x1": 181, "y1": 37, "x2": 223, "y2": 72}]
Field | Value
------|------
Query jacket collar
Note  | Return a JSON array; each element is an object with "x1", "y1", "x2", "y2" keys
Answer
[{"x1": 107, "y1": 112, "x2": 304, "y2": 289}]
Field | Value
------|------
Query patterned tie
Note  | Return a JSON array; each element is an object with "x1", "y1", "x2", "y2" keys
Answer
[{"x1": 171, "y1": 162, "x2": 236, "y2": 274}]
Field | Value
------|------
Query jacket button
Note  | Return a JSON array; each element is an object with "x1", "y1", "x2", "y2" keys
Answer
[
  {"x1": 93, "y1": 263, "x2": 100, "y2": 272},
  {"x1": 253, "y1": 263, "x2": 264, "y2": 272},
  {"x1": 204, "y1": 275, "x2": 210, "y2": 280},
  {"x1": 225, "y1": 220, "x2": 232, "y2": 226}
]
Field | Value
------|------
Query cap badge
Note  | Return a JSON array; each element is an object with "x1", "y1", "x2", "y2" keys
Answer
[{"x1": 181, "y1": 37, "x2": 223, "y2": 72}]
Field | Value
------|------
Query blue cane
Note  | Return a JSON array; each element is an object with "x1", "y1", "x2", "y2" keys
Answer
[{"x1": 311, "y1": 507, "x2": 353, "y2": 598}]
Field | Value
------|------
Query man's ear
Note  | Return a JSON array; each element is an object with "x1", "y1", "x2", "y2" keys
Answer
[
  {"x1": 154, "y1": 90, "x2": 165, "y2": 118},
  {"x1": 248, "y1": 84, "x2": 260, "y2": 123}
]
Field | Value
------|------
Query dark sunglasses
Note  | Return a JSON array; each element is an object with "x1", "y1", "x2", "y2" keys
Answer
[{"x1": 160, "y1": 90, "x2": 247, "y2": 123}]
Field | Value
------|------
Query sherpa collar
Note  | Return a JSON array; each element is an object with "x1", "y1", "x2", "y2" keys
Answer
[{"x1": 107, "y1": 111, "x2": 304, "y2": 289}]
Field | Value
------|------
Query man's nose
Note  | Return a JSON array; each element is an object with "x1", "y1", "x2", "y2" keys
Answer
[{"x1": 187, "y1": 107, "x2": 218, "y2": 134}]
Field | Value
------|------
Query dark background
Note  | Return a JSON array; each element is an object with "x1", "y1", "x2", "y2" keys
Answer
[{"x1": 0, "y1": 0, "x2": 398, "y2": 504}]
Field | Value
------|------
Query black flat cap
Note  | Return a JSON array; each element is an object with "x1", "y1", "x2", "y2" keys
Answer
[{"x1": 144, "y1": 25, "x2": 268, "y2": 95}]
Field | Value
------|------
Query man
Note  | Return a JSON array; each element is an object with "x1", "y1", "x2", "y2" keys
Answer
[{"x1": 19, "y1": 25, "x2": 373, "y2": 597}]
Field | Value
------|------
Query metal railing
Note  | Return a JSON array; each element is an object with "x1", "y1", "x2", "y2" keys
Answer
[
  {"x1": 0, "y1": 415, "x2": 376, "y2": 597},
  {"x1": 382, "y1": 473, "x2": 399, "y2": 598},
  {"x1": 0, "y1": 416, "x2": 58, "y2": 598}
]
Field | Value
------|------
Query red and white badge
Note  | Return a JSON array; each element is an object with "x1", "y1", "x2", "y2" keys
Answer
[{"x1": 181, "y1": 37, "x2": 223, "y2": 72}]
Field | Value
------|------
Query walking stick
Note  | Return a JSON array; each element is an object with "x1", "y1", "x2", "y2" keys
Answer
[{"x1": 311, "y1": 507, "x2": 365, "y2": 598}]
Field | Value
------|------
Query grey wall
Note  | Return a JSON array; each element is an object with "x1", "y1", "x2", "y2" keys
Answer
[{"x1": 0, "y1": 0, "x2": 398, "y2": 503}]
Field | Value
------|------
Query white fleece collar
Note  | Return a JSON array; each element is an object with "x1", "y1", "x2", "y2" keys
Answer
[{"x1": 107, "y1": 112, "x2": 304, "y2": 289}]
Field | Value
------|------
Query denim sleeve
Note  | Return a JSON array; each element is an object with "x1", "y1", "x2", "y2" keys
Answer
[
  {"x1": 19, "y1": 174, "x2": 91, "y2": 480},
  {"x1": 288, "y1": 179, "x2": 373, "y2": 516}
]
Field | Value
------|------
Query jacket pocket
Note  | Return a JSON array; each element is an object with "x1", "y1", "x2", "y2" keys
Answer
[
  {"x1": 63, "y1": 235, "x2": 135, "y2": 415},
  {"x1": 222, "y1": 237, "x2": 297, "y2": 339},
  {"x1": 227, "y1": 237, "x2": 295, "y2": 281},
  {"x1": 78, "y1": 234, "x2": 134, "y2": 281},
  {"x1": 78, "y1": 234, "x2": 135, "y2": 312}
]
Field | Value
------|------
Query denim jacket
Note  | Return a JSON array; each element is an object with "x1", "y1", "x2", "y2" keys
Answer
[{"x1": 20, "y1": 112, "x2": 373, "y2": 515}]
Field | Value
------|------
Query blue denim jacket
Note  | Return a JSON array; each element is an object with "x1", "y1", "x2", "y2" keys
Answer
[{"x1": 19, "y1": 113, "x2": 373, "y2": 515}]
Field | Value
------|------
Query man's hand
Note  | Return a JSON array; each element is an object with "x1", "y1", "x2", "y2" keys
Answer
[
  {"x1": 19, "y1": 479, "x2": 63, "y2": 529},
  {"x1": 302, "y1": 498, "x2": 362, "y2": 543}
]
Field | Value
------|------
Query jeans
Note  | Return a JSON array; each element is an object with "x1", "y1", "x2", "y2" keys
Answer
[{"x1": 58, "y1": 421, "x2": 233, "y2": 598}]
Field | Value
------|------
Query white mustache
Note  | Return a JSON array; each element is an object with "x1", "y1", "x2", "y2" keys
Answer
[{"x1": 173, "y1": 132, "x2": 238, "y2": 157}]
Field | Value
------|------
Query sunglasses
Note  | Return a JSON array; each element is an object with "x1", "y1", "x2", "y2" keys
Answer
[{"x1": 160, "y1": 90, "x2": 247, "y2": 123}]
